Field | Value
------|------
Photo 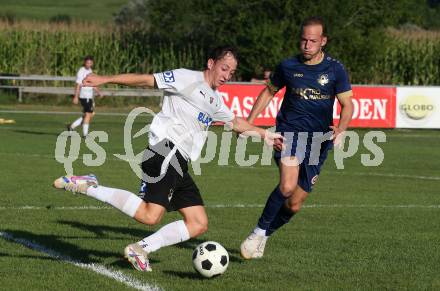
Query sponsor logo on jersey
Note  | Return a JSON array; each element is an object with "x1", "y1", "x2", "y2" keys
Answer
[
  {"x1": 317, "y1": 74, "x2": 329, "y2": 86},
  {"x1": 294, "y1": 73, "x2": 304, "y2": 78},
  {"x1": 163, "y1": 71, "x2": 175, "y2": 83},
  {"x1": 293, "y1": 88, "x2": 331, "y2": 100},
  {"x1": 197, "y1": 112, "x2": 213, "y2": 127}
]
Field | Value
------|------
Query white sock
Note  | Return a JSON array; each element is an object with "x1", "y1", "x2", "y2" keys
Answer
[
  {"x1": 82, "y1": 123, "x2": 89, "y2": 136},
  {"x1": 253, "y1": 226, "x2": 267, "y2": 237},
  {"x1": 138, "y1": 220, "x2": 190, "y2": 253},
  {"x1": 71, "y1": 117, "x2": 83, "y2": 129},
  {"x1": 86, "y1": 186, "x2": 142, "y2": 217}
]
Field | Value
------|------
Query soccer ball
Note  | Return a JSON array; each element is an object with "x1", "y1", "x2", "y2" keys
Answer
[{"x1": 192, "y1": 241, "x2": 229, "y2": 278}]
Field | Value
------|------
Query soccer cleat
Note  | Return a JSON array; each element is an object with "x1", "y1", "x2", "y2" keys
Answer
[
  {"x1": 240, "y1": 232, "x2": 266, "y2": 260},
  {"x1": 252, "y1": 236, "x2": 268, "y2": 259},
  {"x1": 124, "y1": 243, "x2": 152, "y2": 272},
  {"x1": 53, "y1": 174, "x2": 98, "y2": 194}
]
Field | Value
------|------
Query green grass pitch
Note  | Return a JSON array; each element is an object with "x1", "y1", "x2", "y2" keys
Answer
[{"x1": 0, "y1": 108, "x2": 439, "y2": 290}]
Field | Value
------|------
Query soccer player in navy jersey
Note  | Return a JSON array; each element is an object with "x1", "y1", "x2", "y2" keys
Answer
[{"x1": 240, "y1": 16, "x2": 354, "y2": 259}]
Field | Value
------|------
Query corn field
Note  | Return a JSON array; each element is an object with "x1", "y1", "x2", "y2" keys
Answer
[
  {"x1": 371, "y1": 30, "x2": 440, "y2": 85},
  {"x1": 0, "y1": 22, "x2": 439, "y2": 85},
  {"x1": 0, "y1": 23, "x2": 205, "y2": 76}
]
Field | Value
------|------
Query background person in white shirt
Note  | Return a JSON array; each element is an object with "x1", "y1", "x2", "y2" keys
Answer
[
  {"x1": 67, "y1": 55, "x2": 102, "y2": 137},
  {"x1": 53, "y1": 46, "x2": 283, "y2": 272}
]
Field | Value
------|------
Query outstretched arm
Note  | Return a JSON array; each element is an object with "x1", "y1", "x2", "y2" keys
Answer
[
  {"x1": 247, "y1": 86, "x2": 276, "y2": 124},
  {"x1": 230, "y1": 117, "x2": 283, "y2": 148},
  {"x1": 83, "y1": 74, "x2": 156, "y2": 88}
]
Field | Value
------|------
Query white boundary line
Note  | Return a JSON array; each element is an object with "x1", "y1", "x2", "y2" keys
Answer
[
  {"x1": 0, "y1": 231, "x2": 162, "y2": 291},
  {"x1": 0, "y1": 110, "x2": 131, "y2": 116},
  {"x1": 0, "y1": 204, "x2": 439, "y2": 210}
]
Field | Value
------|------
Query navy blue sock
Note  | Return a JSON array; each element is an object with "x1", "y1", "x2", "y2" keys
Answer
[
  {"x1": 266, "y1": 205, "x2": 295, "y2": 236},
  {"x1": 257, "y1": 186, "x2": 287, "y2": 231}
]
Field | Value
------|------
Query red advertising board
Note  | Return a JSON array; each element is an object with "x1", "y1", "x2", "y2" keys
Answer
[
  {"x1": 334, "y1": 86, "x2": 396, "y2": 128},
  {"x1": 218, "y1": 84, "x2": 396, "y2": 128},
  {"x1": 217, "y1": 84, "x2": 285, "y2": 126}
]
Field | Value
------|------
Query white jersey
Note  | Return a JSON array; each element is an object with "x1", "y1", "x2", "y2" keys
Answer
[
  {"x1": 76, "y1": 67, "x2": 94, "y2": 99},
  {"x1": 151, "y1": 68, "x2": 235, "y2": 161}
]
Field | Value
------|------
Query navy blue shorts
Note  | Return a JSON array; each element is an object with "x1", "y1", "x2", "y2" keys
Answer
[{"x1": 273, "y1": 131, "x2": 333, "y2": 193}]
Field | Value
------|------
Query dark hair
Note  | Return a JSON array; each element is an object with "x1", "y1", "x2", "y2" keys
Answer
[
  {"x1": 207, "y1": 46, "x2": 238, "y2": 63},
  {"x1": 301, "y1": 16, "x2": 327, "y2": 36},
  {"x1": 84, "y1": 55, "x2": 94, "y2": 62}
]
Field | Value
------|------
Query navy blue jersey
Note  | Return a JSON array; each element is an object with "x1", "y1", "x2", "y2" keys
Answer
[{"x1": 270, "y1": 54, "x2": 351, "y2": 133}]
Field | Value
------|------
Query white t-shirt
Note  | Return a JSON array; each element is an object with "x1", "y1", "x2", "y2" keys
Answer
[
  {"x1": 76, "y1": 67, "x2": 94, "y2": 99},
  {"x1": 151, "y1": 68, "x2": 235, "y2": 161}
]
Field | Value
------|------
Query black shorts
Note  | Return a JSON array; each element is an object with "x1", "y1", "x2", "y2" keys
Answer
[
  {"x1": 138, "y1": 139, "x2": 203, "y2": 212},
  {"x1": 80, "y1": 98, "x2": 95, "y2": 113}
]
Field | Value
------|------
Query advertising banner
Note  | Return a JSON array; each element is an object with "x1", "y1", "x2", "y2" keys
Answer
[
  {"x1": 219, "y1": 84, "x2": 397, "y2": 128},
  {"x1": 333, "y1": 86, "x2": 396, "y2": 128},
  {"x1": 396, "y1": 87, "x2": 440, "y2": 128},
  {"x1": 218, "y1": 84, "x2": 285, "y2": 126}
]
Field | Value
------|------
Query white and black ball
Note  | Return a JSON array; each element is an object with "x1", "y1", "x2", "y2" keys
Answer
[{"x1": 192, "y1": 241, "x2": 229, "y2": 278}]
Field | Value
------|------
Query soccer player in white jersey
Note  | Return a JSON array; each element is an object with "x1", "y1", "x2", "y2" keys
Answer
[
  {"x1": 53, "y1": 46, "x2": 282, "y2": 272},
  {"x1": 67, "y1": 56, "x2": 102, "y2": 137}
]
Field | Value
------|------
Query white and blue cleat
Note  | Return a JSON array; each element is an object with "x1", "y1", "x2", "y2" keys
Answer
[{"x1": 124, "y1": 243, "x2": 152, "y2": 272}]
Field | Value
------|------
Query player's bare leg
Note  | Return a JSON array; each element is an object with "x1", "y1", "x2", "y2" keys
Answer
[
  {"x1": 133, "y1": 201, "x2": 166, "y2": 225},
  {"x1": 125, "y1": 205, "x2": 207, "y2": 271},
  {"x1": 82, "y1": 112, "x2": 93, "y2": 137},
  {"x1": 54, "y1": 175, "x2": 197, "y2": 272},
  {"x1": 54, "y1": 175, "x2": 159, "y2": 271},
  {"x1": 285, "y1": 185, "x2": 309, "y2": 214},
  {"x1": 241, "y1": 156, "x2": 300, "y2": 259},
  {"x1": 125, "y1": 202, "x2": 166, "y2": 272},
  {"x1": 178, "y1": 206, "x2": 208, "y2": 238}
]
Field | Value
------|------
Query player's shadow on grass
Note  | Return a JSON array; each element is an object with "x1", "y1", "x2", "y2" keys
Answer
[
  {"x1": 57, "y1": 220, "x2": 163, "y2": 268},
  {"x1": 56, "y1": 220, "x2": 242, "y2": 267},
  {"x1": 58, "y1": 219, "x2": 156, "y2": 239},
  {"x1": 2, "y1": 229, "x2": 121, "y2": 264},
  {"x1": 0, "y1": 252, "x2": 58, "y2": 262},
  {"x1": 12, "y1": 129, "x2": 60, "y2": 137},
  {"x1": 58, "y1": 219, "x2": 208, "y2": 251}
]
